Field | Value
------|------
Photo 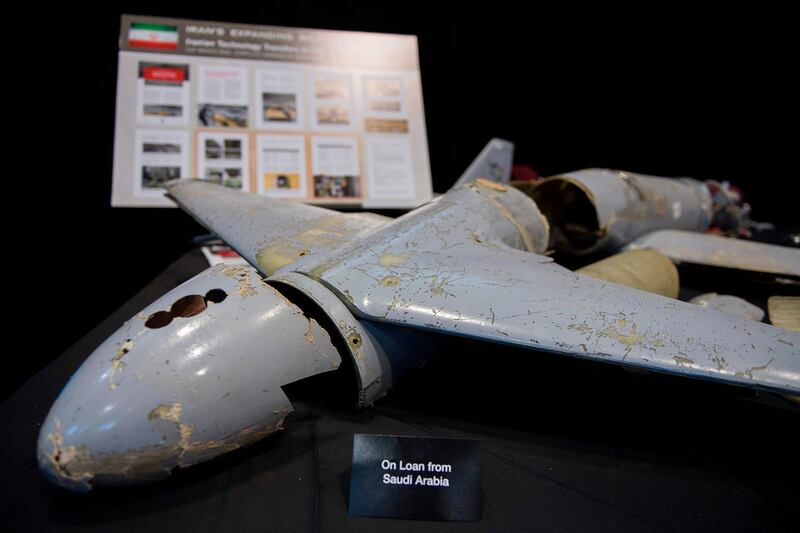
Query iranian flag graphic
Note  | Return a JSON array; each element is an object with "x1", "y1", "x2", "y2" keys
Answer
[{"x1": 129, "y1": 23, "x2": 179, "y2": 50}]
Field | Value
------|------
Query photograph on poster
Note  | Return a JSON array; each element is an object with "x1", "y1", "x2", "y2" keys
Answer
[
  {"x1": 198, "y1": 104, "x2": 248, "y2": 128},
  {"x1": 315, "y1": 77, "x2": 350, "y2": 99},
  {"x1": 143, "y1": 142, "x2": 181, "y2": 153},
  {"x1": 263, "y1": 93, "x2": 297, "y2": 122},
  {"x1": 205, "y1": 139, "x2": 222, "y2": 159},
  {"x1": 317, "y1": 103, "x2": 350, "y2": 125},
  {"x1": 264, "y1": 173, "x2": 301, "y2": 190},
  {"x1": 142, "y1": 166, "x2": 181, "y2": 188},
  {"x1": 205, "y1": 167, "x2": 243, "y2": 189},
  {"x1": 143, "y1": 105, "x2": 182, "y2": 118},
  {"x1": 224, "y1": 139, "x2": 242, "y2": 159},
  {"x1": 312, "y1": 74, "x2": 354, "y2": 129},
  {"x1": 365, "y1": 118, "x2": 409, "y2": 133},
  {"x1": 369, "y1": 100, "x2": 402, "y2": 113},
  {"x1": 197, "y1": 131, "x2": 249, "y2": 191},
  {"x1": 314, "y1": 175, "x2": 360, "y2": 198},
  {"x1": 203, "y1": 138, "x2": 243, "y2": 159}
]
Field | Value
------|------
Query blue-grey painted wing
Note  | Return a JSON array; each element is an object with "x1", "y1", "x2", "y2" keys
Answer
[
  {"x1": 295, "y1": 181, "x2": 800, "y2": 394},
  {"x1": 451, "y1": 138, "x2": 514, "y2": 189},
  {"x1": 166, "y1": 179, "x2": 389, "y2": 275},
  {"x1": 626, "y1": 229, "x2": 800, "y2": 279}
]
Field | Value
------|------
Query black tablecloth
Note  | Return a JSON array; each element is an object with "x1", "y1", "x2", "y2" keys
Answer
[{"x1": 3, "y1": 249, "x2": 797, "y2": 532}]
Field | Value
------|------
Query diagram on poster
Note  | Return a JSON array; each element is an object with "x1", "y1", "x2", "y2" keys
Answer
[
  {"x1": 134, "y1": 130, "x2": 190, "y2": 195},
  {"x1": 197, "y1": 131, "x2": 250, "y2": 191}
]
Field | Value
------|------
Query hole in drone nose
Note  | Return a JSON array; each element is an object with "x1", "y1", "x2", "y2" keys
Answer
[
  {"x1": 145, "y1": 311, "x2": 173, "y2": 329},
  {"x1": 205, "y1": 288, "x2": 227, "y2": 304},
  {"x1": 144, "y1": 290, "x2": 228, "y2": 329},
  {"x1": 171, "y1": 295, "x2": 207, "y2": 318}
]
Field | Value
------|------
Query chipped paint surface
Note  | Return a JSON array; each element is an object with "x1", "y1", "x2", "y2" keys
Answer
[
  {"x1": 108, "y1": 338, "x2": 134, "y2": 390},
  {"x1": 379, "y1": 252, "x2": 409, "y2": 268},
  {"x1": 148, "y1": 402, "x2": 182, "y2": 423},
  {"x1": 252, "y1": 213, "x2": 389, "y2": 275},
  {"x1": 148, "y1": 402, "x2": 195, "y2": 451},
  {"x1": 40, "y1": 419, "x2": 93, "y2": 490},
  {"x1": 532, "y1": 169, "x2": 712, "y2": 254},
  {"x1": 220, "y1": 265, "x2": 259, "y2": 296},
  {"x1": 735, "y1": 360, "x2": 774, "y2": 380},
  {"x1": 38, "y1": 264, "x2": 340, "y2": 490},
  {"x1": 598, "y1": 317, "x2": 648, "y2": 353},
  {"x1": 166, "y1": 179, "x2": 389, "y2": 278},
  {"x1": 39, "y1": 414, "x2": 287, "y2": 492},
  {"x1": 627, "y1": 229, "x2": 800, "y2": 280},
  {"x1": 475, "y1": 177, "x2": 508, "y2": 192},
  {"x1": 294, "y1": 180, "x2": 799, "y2": 395}
]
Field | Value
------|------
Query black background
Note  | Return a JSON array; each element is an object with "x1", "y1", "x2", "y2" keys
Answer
[{"x1": 9, "y1": 3, "x2": 798, "y2": 394}]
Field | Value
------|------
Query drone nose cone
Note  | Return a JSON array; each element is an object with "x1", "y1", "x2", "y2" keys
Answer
[{"x1": 38, "y1": 265, "x2": 340, "y2": 490}]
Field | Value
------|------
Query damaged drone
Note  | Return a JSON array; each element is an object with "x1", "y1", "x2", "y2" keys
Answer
[{"x1": 38, "y1": 140, "x2": 800, "y2": 491}]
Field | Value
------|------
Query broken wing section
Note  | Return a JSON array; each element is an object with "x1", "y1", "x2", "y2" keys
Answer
[
  {"x1": 626, "y1": 229, "x2": 800, "y2": 280},
  {"x1": 297, "y1": 186, "x2": 799, "y2": 395},
  {"x1": 38, "y1": 264, "x2": 340, "y2": 491},
  {"x1": 166, "y1": 179, "x2": 389, "y2": 276}
]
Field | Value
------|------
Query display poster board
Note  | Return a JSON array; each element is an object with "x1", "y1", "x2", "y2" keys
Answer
[{"x1": 112, "y1": 14, "x2": 433, "y2": 208}]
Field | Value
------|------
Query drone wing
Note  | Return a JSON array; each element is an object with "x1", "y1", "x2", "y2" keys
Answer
[
  {"x1": 295, "y1": 181, "x2": 800, "y2": 394},
  {"x1": 626, "y1": 229, "x2": 800, "y2": 281},
  {"x1": 166, "y1": 179, "x2": 389, "y2": 275},
  {"x1": 165, "y1": 138, "x2": 516, "y2": 274}
]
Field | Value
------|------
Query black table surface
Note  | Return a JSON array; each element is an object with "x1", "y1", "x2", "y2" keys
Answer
[{"x1": 3, "y1": 249, "x2": 798, "y2": 532}]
